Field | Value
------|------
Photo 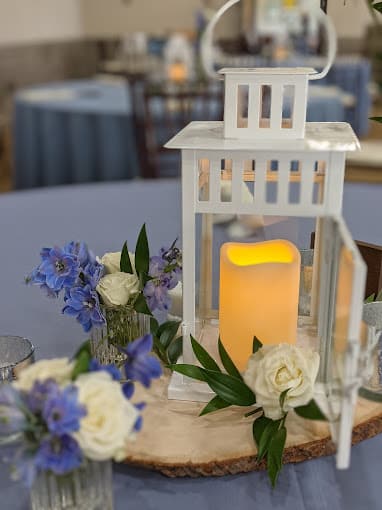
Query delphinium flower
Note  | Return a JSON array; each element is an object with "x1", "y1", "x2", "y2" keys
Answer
[
  {"x1": 42, "y1": 384, "x2": 86, "y2": 436},
  {"x1": 143, "y1": 240, "x2": 182, "y2": 313},
  {"x1": 120, "y1": 334, "x2": 162, "y2": 388},
  {"x1": 26, "y1": 241, "x2": 105, "y2": 332},
  {"x1": 37, "y1": 247, "x2": 80, "y2": 292},
  {"x1": 63, "y1": 285, "x2": 105, "y2": 332}
]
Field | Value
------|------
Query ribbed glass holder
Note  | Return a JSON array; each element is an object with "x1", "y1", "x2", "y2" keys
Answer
[
  {"x1": 90, "y1": 306, "x2": 150, "y2": 366},
  {"x1": 30, "y1": 461, "x2": 113, "y2": 510}
]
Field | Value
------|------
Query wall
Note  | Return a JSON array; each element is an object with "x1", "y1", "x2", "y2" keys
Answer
[
  {"x1": 328, "y1": 0, "x2": 379, "y2": 39},
  {"x1": 80, "y1": 0, "x2": 241, "y2": 38},
  {"x1": 0, "y1": 0, "x2": 83, "y2": 46}
]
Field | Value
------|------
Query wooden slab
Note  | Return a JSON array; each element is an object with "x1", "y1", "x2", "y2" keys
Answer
[{"x1": 125, "y1": 371, "x2": 382, "y2": 477}]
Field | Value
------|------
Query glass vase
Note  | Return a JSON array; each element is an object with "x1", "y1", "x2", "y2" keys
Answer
[
  {"x1": 90, "y1": 305, "x2": 150, "y2": 367},
  {"x1": 30, "y1": 460, "x2": 113, "y2": 510}
]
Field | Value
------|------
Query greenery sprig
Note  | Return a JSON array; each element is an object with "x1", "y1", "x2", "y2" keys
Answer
[{"x1": 170, "y1": 336, "x2": 327, "y2": 487}]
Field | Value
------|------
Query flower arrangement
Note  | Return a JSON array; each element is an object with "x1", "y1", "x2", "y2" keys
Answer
[
  {"x1": 0, "y1": 335, "x2": 161, "y2": 487},
  {"x1": 171, "y1": 336, "x2": 326, "y2": 487},
  {"x1": 26, "y1": 225, "x2": 183, "y2": 363}
]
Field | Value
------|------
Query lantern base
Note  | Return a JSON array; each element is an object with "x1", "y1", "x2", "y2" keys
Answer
[
  {"x1": 168, "y1": 315, "x2": 318, "y2": 402},
  {"x1": 126, "y1": 370, "x2": 382, "y2": 477}
]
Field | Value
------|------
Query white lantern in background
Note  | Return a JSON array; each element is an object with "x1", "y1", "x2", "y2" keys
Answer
[{"x1": 164, "y1": 0, "x2": 371, "y2": 471}]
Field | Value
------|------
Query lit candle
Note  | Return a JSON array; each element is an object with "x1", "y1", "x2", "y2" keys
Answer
[
  {"x1": 219, "y1": 240, "x2": 301, "y2": 371},
  {"x1": 168, "y1": 62, "x2": 188, "y2": 83}
]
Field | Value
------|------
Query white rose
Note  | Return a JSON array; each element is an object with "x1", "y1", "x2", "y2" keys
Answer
[
  {"x1": 14, "y1": 358, "x2": 74, "y2": 391},
  {"x1": 100, "y1": 251, "x2": 135, "y2": 275},
  {"x1": 74, "y1": 372, "x2": 138, "y2": 461},
  {"x1": 243, "y1": 344, "x2": 319, "y2": 420},
  {"x1": 96, "y1": 272, "x2": 139, "y2": 307}
]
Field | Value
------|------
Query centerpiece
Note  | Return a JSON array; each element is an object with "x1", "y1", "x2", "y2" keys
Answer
[
  {"x1": 0, "y1": 335, "x2": 162, "y2": 510},
  {"x1": 26, "y1": 225, "x2": 182, "y2": 369}
]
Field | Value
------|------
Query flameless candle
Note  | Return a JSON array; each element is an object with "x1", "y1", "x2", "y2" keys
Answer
[{"x1": 219, "y1": 240, "x2": 301, "y2": 371}]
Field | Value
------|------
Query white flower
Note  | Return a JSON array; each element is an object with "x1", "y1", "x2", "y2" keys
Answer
[
  {"x1": 14, "y1": 358, "x2": 74, "y2": 391},
  {"x1": 96, "y1": 272, "x2": 139, "y2": 307},
  {"x1": 100, "y1": 251, "x2": 135, "y2": 275},
  {"x1": 74, "y1": 372, "x2": 138, "y2": 461},
  {"x1": 243, "y1": 344, "x2": 319, "y2": 420}
]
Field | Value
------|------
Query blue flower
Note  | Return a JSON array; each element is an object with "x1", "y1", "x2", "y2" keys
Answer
[
  {"x1": 26, "y1": 379, "x2": 58, "y2": 414},
  {"x1": 9, "y1": 446, "x2": 38, "y2": 488},
  {"x1": 88, "y1": 359, "x2": 121, "y2": 381},
  {"x1": 133, "y1": 402, "x2": 146, "y2": 432},
  {"x1": 64, "y1": 241, "x2": 95, "y2": 268},
  {"x1": 63, "y1": 285, "x2": 105, "y2": 332},
  {"x1": 121, "y1": 334, "x2": 162, "y2": 388},
  {"x1": 42, "y1": 385, "x2": 86, "y2": 436},
  {"x1": 0, "y1": 385, "x2": 26, "y2": 436},
  {"x1": 39, "y1": 247, "x2": 80, "y2": 292},
  {"x1": 35, "y1": 435, "x2": 83, "y2": 476},
  {"x1": 82, "y1": 262, "x2": 104, "y2": 290},
  {"x1": 25, "y1": 268, "x2": 59, "y2": 298}
]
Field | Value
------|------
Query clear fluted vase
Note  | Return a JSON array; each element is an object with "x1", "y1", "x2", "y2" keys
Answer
[
  {"x1": 90, "y1": 305, "x2": 150, "y2": 367},
  {"x1": 30, "y1": 460, "x2": 113, "y2": 510}
]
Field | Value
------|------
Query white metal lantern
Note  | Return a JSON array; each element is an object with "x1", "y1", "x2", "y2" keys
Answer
[{"x1": 165, "y1": 2, "x2": 368, "y2": 471}]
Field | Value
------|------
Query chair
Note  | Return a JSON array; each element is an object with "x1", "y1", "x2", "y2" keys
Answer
[{"x1": 142, "y1": 83, "x2": 224, "y2": 178}]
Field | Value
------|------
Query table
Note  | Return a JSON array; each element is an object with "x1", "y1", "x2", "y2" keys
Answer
[
  {"x1": 0, "y1": 180, "x2": 381, "y2": 509},
  {"x1": 13, "y1": 80, "x2": 140, "y2": 189},
  {"x1": 13, "y1": 78, "x2": 347, "y2": 189}
]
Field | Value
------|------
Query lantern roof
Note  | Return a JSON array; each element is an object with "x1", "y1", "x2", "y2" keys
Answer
[
  {"x1": 165, "y1": 121, "x2": 360, "y2": 152},
  {"x1": 218, "y1": 67, "x2": 317, "y2": 76}
]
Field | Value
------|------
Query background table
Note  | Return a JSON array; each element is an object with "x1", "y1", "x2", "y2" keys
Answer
[
  {"x1": 13, "y1": 79, "x2": 347, "y2": 189},
  {"x1": 0, "y1": 180, "x2": 381, "y2": 509},
  {"x1": 13, "y1": 80, "x2": 140, "y2": 189}
]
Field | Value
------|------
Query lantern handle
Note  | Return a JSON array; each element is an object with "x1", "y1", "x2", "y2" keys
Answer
[{"x1": 200, "y1": 0, "x2": 337, "y2": 82}]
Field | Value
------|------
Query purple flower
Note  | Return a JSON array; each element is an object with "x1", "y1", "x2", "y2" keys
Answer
[
  {"x1": 63, "y1": 285, "x2": 105, "y2": 332},
  {"x1": 42, "y1": 385, "x2": 86, "y2": 436},
  {"x1": 88, "y1": 359, "x2": 121, "y2": 381},
  {"x1": 39, "y1": 247, "x2": 80, "y2": 292},
  {"x1": 35, "y1": 435, "x2": 83, "y2": 476},
  {"x1": 26, "y1": 379, "x2": 57, "y2": 414},
  {"x1": 121, "y1": 334, "x2": 162, "y2": 388},
  {"x1": 144, "y1": 280, "x2": 171, "y2": 312}
]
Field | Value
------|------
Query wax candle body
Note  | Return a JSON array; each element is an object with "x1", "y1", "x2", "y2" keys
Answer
[{"x1": 219, "y1": 240, "x2": 301, "y2": 371}]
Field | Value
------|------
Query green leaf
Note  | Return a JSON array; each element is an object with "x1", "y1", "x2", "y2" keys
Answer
[
  {"x1": 218, "y1": 338, "x2": 242, "y2": 380},
  {"x1": 159, "y1": 321, "x2": 181, "y2": 349},
  {"x1": 365, "y1": 293, "x2": 376, "y2": 304},
  {"x1": 135, "y1": 224, "x2": 150, "y2": 280},
  {"x1": 253, "y1": 415, "x2": 272, "y2": 447},
  {"x1": 294, "y1": 400, "x2": 327, "y2": 421},
  {"x1": 72, "y1": 339, "x2": 91, "y2": 361},
  {"x1": 167, "y1": 336, "x2": 183, "y2": 364},
  {"x1": 191, "y1": 336, "x2": 221, "y2": 372},
  {"x1": 133, "y1": 294, "x2": 152, "y2": 316},
  {"x1": 120, "y1": 241, "x2": 134, "y2": 274},
  {"x1": 279, "y1": 390, "x2": 288, "y2": 411},
  {"x1": 257, "y1": 419, "x2": 281, "y2": 462},
  {"x1": 153, "y1": 336, "x2": 168, "y2": 364},
  {"x1": 267, "y1": 426, "x2": 287, "y2": 488},
  {"x1": 376, "y1": 289, "x2": 382, "y2": 302},
  {"x1": 169, "y1": 364, "x2": 206, "y2": 382},
  {"x1": 202, "y1": 370, "x2": 256, "y2": 406},
  {"x1": 150, "y1": 317, "x2": 160, "y2": 336},
  {"x1": 200, "y1": 395, "x2": 231, "y2": 416},
  {"x1": 253, "y1": 336, "x2": 263, "y2": 354},
  {"x1": 370, "y1": 116, "x2": 382, "y2": 124},
  {"x1": 372, "y1": 2, "x2": 382, "y2": 13},
  {"x1": 72, "y1": 350, "x2": 91, "y2": 380}
]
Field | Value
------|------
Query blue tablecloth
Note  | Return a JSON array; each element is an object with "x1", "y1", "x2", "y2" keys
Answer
[
  {"x1": 13, "y1": 81, "x2": 140, "y2": 189},
  {"x1": 0, "y1": 180, "x2": 381, "y2": 509},
  {"x1": 13, "y1": 78, "x2": 348, "y2": 189}
]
